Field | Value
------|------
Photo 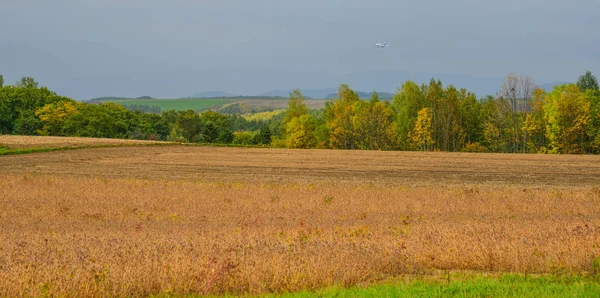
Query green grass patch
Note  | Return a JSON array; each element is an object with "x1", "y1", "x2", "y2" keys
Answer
[
  {"x1": 271, "y1": 274, "x2": 600, "y2": 298},
  {"x1": 152, "y1": 273, "x2": 600, "y2": 297},
  {"x1": 100, "y1": 98, "x2": 235, "y2": 112}
]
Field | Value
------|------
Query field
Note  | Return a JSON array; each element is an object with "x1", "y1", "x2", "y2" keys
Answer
[
  {"x1": 95, "y1": 98, "x2": 236, "y2": 112},
  {"x1": 1, "y1": 139, "x2": 600, "y2": 296},
  {"x1": 94, "y1": 97, "x2": 327, "y2": 113}
]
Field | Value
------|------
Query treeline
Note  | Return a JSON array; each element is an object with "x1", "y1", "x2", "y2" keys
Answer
[
  {"x1": 277, "y1": 71, "x2": 600, "y2": 154},
  {"x1": 0, "y1": 72, "x2": 598, "y2": 154}
]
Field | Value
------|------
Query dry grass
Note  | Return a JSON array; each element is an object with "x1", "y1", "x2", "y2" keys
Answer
[
  {"x1": 1, "y1": 146, "x2": 600, "y2": 187},
  {"x1": 1, "y1": 145, "x2": 600, "y2": 296},
  {"x1": 0, "y1": 135, "x2": 168, "y2": 149}
]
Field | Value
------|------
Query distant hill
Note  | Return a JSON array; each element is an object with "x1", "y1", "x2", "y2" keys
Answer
[
  {"x1": 261, "y1": 88, "x2": 338, "y2": 99},
  {"x1": 189, "y1": 91, "x2": 240, "y2": 98},
  {"x1": 89, "y1": 96, "x2": 154, "y2": 101},
  {"x1": 538, "y1": 81, "x2": 570, "y2": 92}
]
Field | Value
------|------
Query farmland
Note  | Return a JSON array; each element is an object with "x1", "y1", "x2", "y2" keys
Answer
[
  {"x1": 94, "y1": 97, "x2": 236, "y2": 112},
  {"x1": 93, "y1": 97, "x2": 328, "y2": 113},
  {"x1": 1, "y1": 140, "x2": 600, "y2": 296}
]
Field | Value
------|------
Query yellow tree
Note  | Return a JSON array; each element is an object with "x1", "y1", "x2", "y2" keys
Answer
[
  {"x1": 544, "y1": 84, "x2": 591, "y2": 154},
  {"x1": 522, "y1": 88, "x2": 547, "y2": 152},
  {"x1": 284, "y1": 114, "x2": 317, "y2": 149},
  {"x1": 409, "y1": 107, "x2": 434, "y2": 151},
  {"x1": 35, "y1": 101, "x2": 81, "y2": 136},
  {"x1": 353, "y1": 92, "x2": 398, "y2": 150},
  {"x1": 325, "y1": 84, "x2": 360, "y2": 149}
]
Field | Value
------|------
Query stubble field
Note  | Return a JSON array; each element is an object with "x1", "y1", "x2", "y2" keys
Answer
[{"x1": 1, "y1": 140, "x2": 600, "y2": 297}]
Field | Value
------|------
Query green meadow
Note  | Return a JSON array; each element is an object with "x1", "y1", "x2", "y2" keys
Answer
[{"x1": 99, "y1": 97, "x2": 235, "y2": 111}]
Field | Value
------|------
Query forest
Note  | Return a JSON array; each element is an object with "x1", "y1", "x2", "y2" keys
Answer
[{"x1": 0, "y1": 71, "x2": 598, "y2": 154}]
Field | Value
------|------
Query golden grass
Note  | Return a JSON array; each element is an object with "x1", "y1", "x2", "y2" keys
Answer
[
  {"x1": 0, "y1": 135, "x2": 168, "y2": 149},
  {"x1": 1, "y1": 145, "x2": 600, "y2": 296}
]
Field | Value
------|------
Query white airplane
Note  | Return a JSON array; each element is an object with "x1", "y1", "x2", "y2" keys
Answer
[{"x1": 376, "y1": 41, "x2": 388, "y2": 48}]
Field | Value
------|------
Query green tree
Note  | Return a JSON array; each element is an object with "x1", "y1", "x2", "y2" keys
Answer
[
  {"x1": 393, "y1": 81, "x2": 426, "y2": 149},
  {"x1": 253, "y1": 125, "x2": 272, "y2": 145},
  {"x1": 200, "y1": 110, "x2": 234, "y2": 143},
  {"x1": 0, "y1": 74, "x2": 4, "y2": 87},
  {"x1": 15, "y1": 77, "x2": 39, "y2": 88},
  {"x1": 577, "y1": 71, "x2": 599, "y2": 94},
  {"x1": 176, "y1": 110, "x2": 202, "y2": 142},
  {"x1": 283, "y1": 89, "x2": 309, "y2": 127}
]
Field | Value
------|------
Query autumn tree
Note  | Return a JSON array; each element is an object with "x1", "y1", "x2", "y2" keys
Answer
[
  {"x1": 482, "y1": 96, "x2": 512, "y2": 153},
  {"x1": 35, "y1": 100, "x2": 81, "y2": 136},
  {"x1": 409, "y1": 107, "x2": 434, "y2": 151},
  {"x1": 544, "y1": 84, "x2": 591, "y2": 154},
  {"x1": 283, "y1": 89, "x2": 309, "y2": 128},
  {"x1": 522, "y1": 88, "x2": 548, "y2": 152},
  {"x1": 353, "y1": 92, "x2": 398, "y2": 150},
  {"x1": 281, "y1": 89, "x2": 316, "y2": 148},
  {"x1": 325, "y1": 84, "x2": 360, "y2": 149}
]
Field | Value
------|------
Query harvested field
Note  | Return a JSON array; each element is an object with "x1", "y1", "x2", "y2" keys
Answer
[
  {"x1": 0, "y1": 135, "x2": 168, "y2": 149},
  {"x1": 1, "y1": 144, "x2": 600, "y2": 296},
  {"x1": 1, "y1": 146, "x2": 599, "y2": 187}
]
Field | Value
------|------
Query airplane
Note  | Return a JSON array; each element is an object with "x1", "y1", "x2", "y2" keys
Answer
[{"x1": 376, "y1": 41, "x2": 388, "y2": 48}]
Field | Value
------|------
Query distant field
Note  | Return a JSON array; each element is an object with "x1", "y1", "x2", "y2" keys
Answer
[
  {"x1": 1, "y1": 143, "x2": 600, "y2": 296},
  {"x1": 97, "y1": 97, "x2": 235, "y2": 112},
  {"x1": 95, "y1": 97, "x2": 327, "y2": 112}
]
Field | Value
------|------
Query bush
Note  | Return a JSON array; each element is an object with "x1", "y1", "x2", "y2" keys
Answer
[{"x1": 461, "y1": 142, "x2": 488, "y2": 153}]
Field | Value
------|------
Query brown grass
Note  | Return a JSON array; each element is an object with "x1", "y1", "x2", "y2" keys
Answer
[
  {"x1": 0, "y1": 135, "x2": 168, "y2": 149},
  {"x1": 1, "y1": 145, "x2": 600, "y2": 296}
]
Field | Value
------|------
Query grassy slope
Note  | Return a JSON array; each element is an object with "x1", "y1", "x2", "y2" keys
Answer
[{"x1": 100, "y1": 98, "x2": 234, "y2": 111}]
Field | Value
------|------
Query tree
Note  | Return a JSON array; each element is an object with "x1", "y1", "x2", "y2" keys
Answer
[
  {"x1": 15, "y1": 77, "x2": 38, "y2": 88},
  {"x1": 325, "y1": 84, "x2": 360, "y2": 149},
  {"x1": 577, "y1": 71, "x2": 599, "y2": 94},
  {"x1": 176, "y1": 110, "x2": 202, "y2": 142},
  {"x1": 353, "y1": 92, "x2": 398, "y2": 150},
  {"x1": 282, "y1": 89, "x2": 316, "y2": 148},
  {"x1": 283, "y1": 89, "x2": 309, "y2": 127},
  {"x1": 496, "y1": 73, "x2": 535, "y2": 153},
  {"x1": 409, "y1": 107, "x2": 434, "y2": 151},
  {"x1": 544, "y1": 84, "x2": 591, "y2": 154},
  {"x1": 35, "y1": 100, "x2": 81, "y2": 136},
  {"x1": 285, "y1": 114, "x2": 317, "y2": 149},
  {"x1": 253, "y1": 125, "x2": 272, "y2": 145},
  {"x1": 393, "y1": 81, "x2": 426, "y2": 149},
  {"x1": 200, "y1": 110, "x2": 234, "y2": 143},
  {"x1": 0, "y1": 74, "x2": 4, "y2": 88},
  {"x1": 522, "y1": 88, "x2": 548, "y2": 152}
]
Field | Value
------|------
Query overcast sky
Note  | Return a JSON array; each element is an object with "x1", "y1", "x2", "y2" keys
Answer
[{"x1": 1, "y1": 0, "x2": 598, "y2": 99}]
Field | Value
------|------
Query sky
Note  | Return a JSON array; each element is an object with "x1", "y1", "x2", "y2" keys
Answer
[{"x1": 1, "y1": 0, "x2": 598, "y2": 99}]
